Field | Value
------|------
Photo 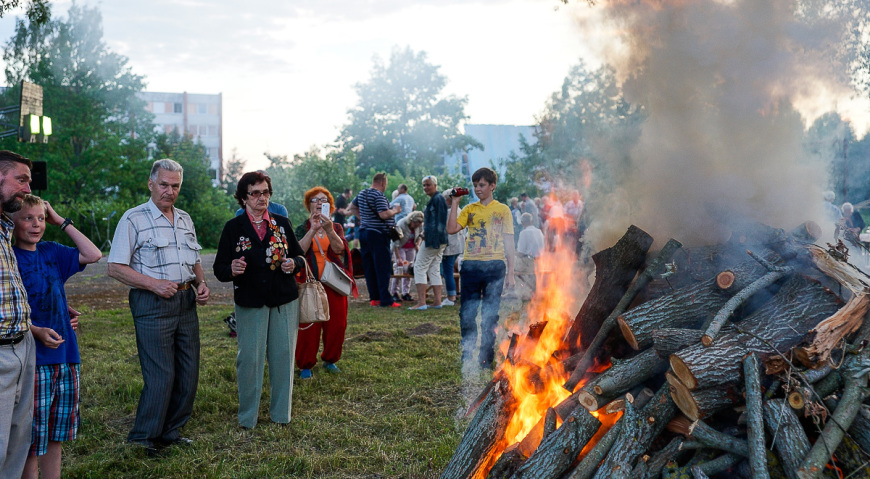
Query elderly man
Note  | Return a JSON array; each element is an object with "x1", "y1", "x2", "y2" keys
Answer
[
  {"x1": 409, "y1": 175, "x2": 449, "y2": 310},
  {"x1": 0, "y1": 150, "x2": 35, "y2": 478},
  {"x1": 350, "y1": 172, "x2": 402, "y2": 307},
  {"x1": 107, "y1": 159, "x2": 210, "y2": 454}
]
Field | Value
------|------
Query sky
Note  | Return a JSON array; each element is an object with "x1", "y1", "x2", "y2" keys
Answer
[
  {"x1": 0, "y1": 0, "x2": 867, "y2": 175},
  {"x1": 0, "y1": 0, "x2": 606, "y2": 170}
]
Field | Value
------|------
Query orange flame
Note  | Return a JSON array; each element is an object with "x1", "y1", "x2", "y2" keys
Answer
[{"x1": 483, "y1": 195, "x2": 622, "y2": 470}]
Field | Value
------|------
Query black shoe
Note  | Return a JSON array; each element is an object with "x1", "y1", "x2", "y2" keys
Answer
[
  {"x1": 153, "y1": 436, "x2": 194, "y2": 450},
  {"x1": 392, "y1": 294, "x2": 402, "y2": 303},
  {"x1": 128, "y1": 439, "x2": 161, "y2": 457},
  {"x1": 402, "y1": 294, "x2": 413, "y2": 302}
]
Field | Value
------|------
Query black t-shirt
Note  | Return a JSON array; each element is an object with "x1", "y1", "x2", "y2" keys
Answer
[{"x1": 334, "y1": 195, "x2": 349, "y2": 226}]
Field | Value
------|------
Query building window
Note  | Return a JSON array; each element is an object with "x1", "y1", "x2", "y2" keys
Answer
[
  {"x1": 188, "y1": 125, "x2": 199, "y2": 136},
  {"x1": 197, "y1": 103, "x2": 207, "y2": 114},
  {"x1": 152, "y1": 102, "x2": 164, "y2": 114},
  {"x1": 163, "y1": 125, "x2": 175, "y2": 134},
  {"x1": 173, "y1": 103, "x2": 183, "y2": 113},
  {"x1": 208, "y1": 125, "x2": 218, "y2": 137},
  {"x1": 209, "y1": 147, "x2": 218, "y2": 159},
  {"x1": 208, "y1": 104, "x2": 218, "y2": 115}
]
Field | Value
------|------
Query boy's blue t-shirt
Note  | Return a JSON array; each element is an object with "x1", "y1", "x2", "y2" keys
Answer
[{"x1": 14, "y1": 241, "x2": 85, "y2": 365}]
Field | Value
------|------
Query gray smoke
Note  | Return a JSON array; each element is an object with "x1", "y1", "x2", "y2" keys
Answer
[{"x1": 574, "y1": 0, "x2": 852, "y2": 248}]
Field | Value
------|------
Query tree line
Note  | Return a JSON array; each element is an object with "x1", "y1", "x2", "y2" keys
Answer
[{"x1": 2, "y1": 2, "x2": 869, "y2": 248}]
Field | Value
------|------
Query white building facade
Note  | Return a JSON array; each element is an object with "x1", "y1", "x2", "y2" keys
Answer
[{"x1": 138, "y1": 91, "x2": 223, "y2": 182}]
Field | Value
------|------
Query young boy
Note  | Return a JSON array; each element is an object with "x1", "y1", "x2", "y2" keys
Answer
[
  {"x1": 13, "y1": 195, "x2": 101, "y2": 479},
  {"x1": 447, "y1": 167, "x2": 515, "y2": 369}
]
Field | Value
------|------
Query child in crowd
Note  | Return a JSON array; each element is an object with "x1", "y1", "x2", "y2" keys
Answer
[
  {"x1": 447, "y1": 167, "x2": 515, "y2": 369},
  {"x1": 13, "y1": 195, "x2": 101, "y2": 479}
]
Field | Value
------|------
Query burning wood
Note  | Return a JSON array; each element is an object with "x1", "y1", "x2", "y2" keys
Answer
[{"x1": 442, "y1": 222, "x2": 870, "y2": 479}]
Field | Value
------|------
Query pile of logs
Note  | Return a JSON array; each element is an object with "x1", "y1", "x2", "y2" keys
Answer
[{"x1": 441, "y1": 222, "x2": 870, "y2": 479}]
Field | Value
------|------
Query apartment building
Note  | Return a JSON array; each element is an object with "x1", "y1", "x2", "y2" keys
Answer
[{"x1": 139, "y1": 91, "x2": 223, "y2": 182}]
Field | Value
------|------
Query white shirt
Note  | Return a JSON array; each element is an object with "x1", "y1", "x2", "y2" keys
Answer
[{"x1": 517, "y1": 225, "x2": 545, "y2": 258}]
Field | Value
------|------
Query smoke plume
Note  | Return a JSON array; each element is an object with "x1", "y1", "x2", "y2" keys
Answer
[{"x1": 576, "y1": 0, "x2": 853, "y2": 248}]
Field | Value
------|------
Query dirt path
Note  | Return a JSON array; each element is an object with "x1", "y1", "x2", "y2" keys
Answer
[
  {"x1": 65, "y1": 253, "x2": 371, "y2": 311},
  {"x1": 65, "y1": 253, "x2": 235, "y2": 311}
]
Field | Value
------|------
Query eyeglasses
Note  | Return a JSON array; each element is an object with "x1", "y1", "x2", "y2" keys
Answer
[
  {"x1": 309, "y1": 197, "x2": 329, "y2": 204},
  {"x1": 247, "y1": 189, "x2": 271, "y2": 198}
]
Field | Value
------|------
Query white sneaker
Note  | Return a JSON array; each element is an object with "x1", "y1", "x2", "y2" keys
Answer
[{"x1": 441, "y1": 299, "x2": 455, "y2": 306}]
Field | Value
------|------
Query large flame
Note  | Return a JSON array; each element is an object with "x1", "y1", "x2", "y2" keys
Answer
[{"x1": 482, "y1": 192, "x2": 622, "y2": 472}]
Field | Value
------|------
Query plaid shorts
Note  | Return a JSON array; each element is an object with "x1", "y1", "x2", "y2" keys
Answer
[{"x1": 29, "y1": 363, "x2": 81, "y2": 456}]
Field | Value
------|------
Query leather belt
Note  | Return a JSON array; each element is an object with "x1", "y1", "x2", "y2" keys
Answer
[
  {"x1": 0, "y1": 333, "x2": 26, "y2": 346},
  {"x1": 177, "y1": 281, "x2": 195, "y2": 291}
]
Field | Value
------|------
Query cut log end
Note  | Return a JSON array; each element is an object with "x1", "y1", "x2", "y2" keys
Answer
[
  {"x1": 788, "y1": 391, "x2": 806, "y2": 410},
  {"x1": 716, "y1": 271, "x2": 736, "y2": 290},
  {"x1": 700, "y1": 334, "x2": 713, "y2": 347},
  {"x1": 792, "y1": 221, "x2": 822, "y2": 242},
  {"x1": 669, "y1": 380, "x2": 703, "y2": 422},
  {"x1": 576, "y1": 390, "x2": 601, "y2": 412},
  {"x1": 669, "y1": 355, "x2": 699, "y2": 390},
  {"x1": 618, "y1": 315, "x2": 640, "y2": 351}
]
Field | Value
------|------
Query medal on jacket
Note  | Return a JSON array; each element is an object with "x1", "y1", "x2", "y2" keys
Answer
[{"x1": 266, "y1": 220, "x2": 288, "y2": 270}]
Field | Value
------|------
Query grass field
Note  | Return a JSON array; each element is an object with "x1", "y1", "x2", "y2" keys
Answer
[{"x1": 62, "y1": 302, "x2": 485, "y2": 478}]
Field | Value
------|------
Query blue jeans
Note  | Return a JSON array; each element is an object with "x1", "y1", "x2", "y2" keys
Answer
[
  {"x1": 359, "y1": 229, "x2": 395, "y2": 307},
  {"x1": 441, "y1": 254, "x2": 459, "y2": 297},
  {"x1": 459, "y1": 260, "x2": 505, "y2": 366}
]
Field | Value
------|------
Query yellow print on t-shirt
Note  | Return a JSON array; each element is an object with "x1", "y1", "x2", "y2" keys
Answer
[{"x1": 460, "y1": 201, "x2": 513, "y2": 262}]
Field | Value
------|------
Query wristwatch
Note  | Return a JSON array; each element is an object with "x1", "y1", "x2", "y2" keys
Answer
[{"x1": 60, "y1": 218, "x2": 74, "y2": 231}]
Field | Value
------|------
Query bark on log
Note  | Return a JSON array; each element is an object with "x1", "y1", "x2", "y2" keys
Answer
[
  {"x1": 744, "y1": 353, "x2": 771, "y2": 479},
  {"x1": 619, "y1": 258, "x2": 771, "y2": 351},
  {"x1": 797, "y1": 352, "x2": 870, "y2": 479},
  {"x1": 763, "y1": 399, "x2": 810, "y2": 479},
  {"x1": 562, "y1": 238, "x2": 681, "y2": 392},
  {"x1": 564, "y1": 225, "x2": 654, "y2": 353},
  {"x1": 487, "y1": 444, "x2": 525, "y2": 479},
  {"x1": 667, "y1": 416, "x2": 750, "y2": 457},
  {"x1": 576, "y1": 348, "x2": 667, "y2": 411},
  {"x1": 509, "y1": 406, "x2": 602, "y2": 479},
  {"x1": 591, "y1": 401, "x2": 642, "y2": 479},
  {"x1": 662, "y1": 453, "x2": 742, "y2": 478},
  {"x1": 701, "y1": 260, "x2": 793, "y2": 346},
  {"x1": 653, "y1": 328, "x2": 705, "y2": 358},
  {"x1": 667, "y1": 371, "x2": 741, "y2": 421},
  {"x1": 795, "y1": 293, "x2": 870, "y2": 368},
  {"x1": 440, "y1": 377, "x2": 515, "y2": 479},
  {"x1": 670, "y1": 275, "x2": 842, "y2": 391},
  {"x1": 563, "y1": 420, "x2": 623, "y2": 479},
  {"x1": 643, "y1": 436, "x2": 684, "y2": 479}
]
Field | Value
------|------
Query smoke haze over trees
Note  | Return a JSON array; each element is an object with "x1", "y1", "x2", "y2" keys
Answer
[{"x1": 338, "y1": 46, "x2": 482, "y2": 178}]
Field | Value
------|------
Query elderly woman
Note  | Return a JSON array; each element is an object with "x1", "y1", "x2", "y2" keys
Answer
[
  {"x1": 294, "y1": 187, "x2": 357, "y2": 379},
  {"x1": 390, "y1": 211, "x2": 423, "y2": 303},
  {"x1": 213, "y1": 171, "x2": 305, "y2": 429}
]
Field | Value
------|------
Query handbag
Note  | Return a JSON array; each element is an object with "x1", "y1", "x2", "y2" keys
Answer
[
  {"x1": 388, "y1": 225, "x2": 403, "y2": 242},
  {"x1": 297, "y1": 257, "x2": 330, "y2": 325},
  {"x1": 312, "y1": 236, "x2": 353, "y2": 296}
]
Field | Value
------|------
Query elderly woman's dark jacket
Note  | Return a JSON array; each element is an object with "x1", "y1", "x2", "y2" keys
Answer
[{"x1": 213, "y1": 213, "x2": 305, "y2": 308}]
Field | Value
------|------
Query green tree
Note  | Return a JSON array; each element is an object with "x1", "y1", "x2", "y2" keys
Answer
[
  {"x1": 152, "y1": 131, "x2": 236, "y2": 248},
  {"x1": 266, "y1": 148, "x2": 362, "y2": 226},
  {"x1": 221, "y1": 148, "x2": 247, "y2": 196},
  {"x1": 1, "y1": 3, "x2": 155, "y2": 205},
  {"x1": 0, "y1": 0, "x2": 50, "y2": 25},
  {"x1": 498, "y1": 62, "x2": 644, "y2": 201},
  {"x1": 338, "y1": 46, "x2": 481, "y2": 177}
]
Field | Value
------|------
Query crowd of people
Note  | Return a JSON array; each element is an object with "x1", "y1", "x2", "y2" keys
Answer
[{"x1": 0, "y1": 146, "x2": 590, "y2": 476}]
